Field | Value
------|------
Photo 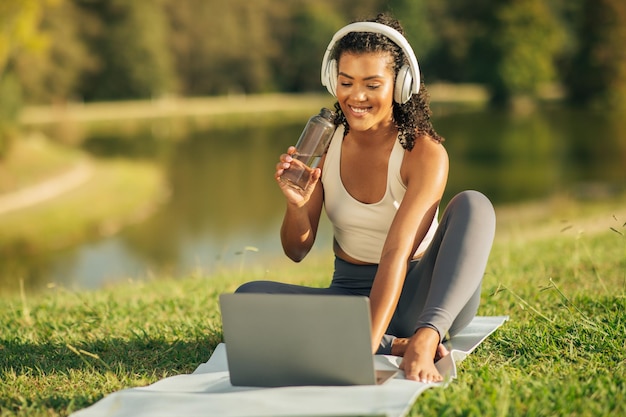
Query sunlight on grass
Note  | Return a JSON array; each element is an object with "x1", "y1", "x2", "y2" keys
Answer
[
  {"x1": 0, "y1": 133, "x2": 84, "y2": 194},
  {"x1": 1, "y1": 198, "x2": 625, "y2": 416},
  {"x1": 0, "y1": 158, "x2": 167, "y2": 254}
]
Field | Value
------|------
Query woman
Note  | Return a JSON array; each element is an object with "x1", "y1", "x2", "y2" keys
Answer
[{"x1": 237, "y1": 13, "x2": 496, "y2": 383}]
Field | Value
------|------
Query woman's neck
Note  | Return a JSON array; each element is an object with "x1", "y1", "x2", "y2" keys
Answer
[{"x1": 349, "y1": 122, "x2": 398, "y2": 148}]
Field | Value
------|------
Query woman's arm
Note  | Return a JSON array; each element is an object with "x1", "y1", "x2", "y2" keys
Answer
[
  {"x1": 368, "y1": 136, "x2": 449, "y2": 351},
  {"x1": 275, "y1": 147, "x2": 325, "y2": 262}
]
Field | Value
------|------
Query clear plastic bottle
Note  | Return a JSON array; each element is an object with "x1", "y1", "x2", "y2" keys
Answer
[{"x1": 280, "y1": 108, "x2": 337, "y2": 191}]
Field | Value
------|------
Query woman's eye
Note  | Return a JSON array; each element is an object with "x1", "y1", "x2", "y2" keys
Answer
[{"x1": 368, "y1": 85, "x2": 381, "y2": 90}]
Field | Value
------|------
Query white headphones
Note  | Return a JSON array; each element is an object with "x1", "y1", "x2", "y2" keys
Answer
[{"x1": 320, "y1": 22, "x2": 421, "y2": 104}]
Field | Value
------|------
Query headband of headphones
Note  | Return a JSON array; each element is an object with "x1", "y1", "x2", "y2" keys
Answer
[{"x1": 320, "y1": 21, "x2": 421, "y2": 104}]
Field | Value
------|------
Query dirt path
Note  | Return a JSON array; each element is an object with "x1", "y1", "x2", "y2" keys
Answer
[{"x1": 0, "y1": 161, "x2": 93, "y2": 215}]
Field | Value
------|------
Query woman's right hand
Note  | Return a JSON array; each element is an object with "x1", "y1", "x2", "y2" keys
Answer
[
  {"x1": 275, "y1": 146, "x2": 321, "y2": 206},
  {"x1": 276, "y1": 146, "x2": 324, "y2": 262}
]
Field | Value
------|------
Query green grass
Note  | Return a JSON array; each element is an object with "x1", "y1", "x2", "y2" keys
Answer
[
  {"x1": 1, "y1": 196, "x2": 625, "y2": 417},
  {"x1": 415, "y1": 224, "x2": 626, "y2": 417},
  {"x1": 19, "y1": 94, "x2": 339, "y2": 141},
  {"x1": 0, "y1": 133, "x2": 84, "y2": 194},
  {"x1": 18, "y1": 89, "x2": 488, "y2": 146},
  {"x1": 0, "y1": 157, "x2": 166, "y2": 254},
  {"x1": 18, "y1": 88, "x2": 488, "y2": 127}
]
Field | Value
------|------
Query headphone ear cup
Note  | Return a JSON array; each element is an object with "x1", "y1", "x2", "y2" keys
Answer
[
  {"x1": 325, "y1": 59, "x2": 338, "y2": 97},
  {"x1": 394, "y1": 64, "x2": 413, "y2": 104}
]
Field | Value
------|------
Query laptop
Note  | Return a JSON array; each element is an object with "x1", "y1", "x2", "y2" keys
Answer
[{"x1": 219, "y1": 293, "x2": 398, "y2": 387}]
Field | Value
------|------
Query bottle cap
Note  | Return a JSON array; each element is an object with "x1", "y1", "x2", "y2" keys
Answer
[{"x1": 320, "y1": 107, "x2": 335, "y2": 121}]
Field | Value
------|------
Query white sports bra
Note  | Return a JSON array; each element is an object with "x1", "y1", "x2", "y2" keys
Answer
[{"x1": 322, "y1": 126, "x2": 438, "y2": 264}]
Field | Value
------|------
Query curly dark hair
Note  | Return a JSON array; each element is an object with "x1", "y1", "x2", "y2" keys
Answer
[{"x1": 331, "y1": 13, "x2": 443, "y2": 149}]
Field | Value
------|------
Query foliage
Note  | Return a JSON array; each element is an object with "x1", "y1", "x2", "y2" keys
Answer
[
  {"x1": 276, "y1": 3, "x2": 343, "y2": 93},
  {"x1": 416, "y1": 0, "x2": 490, "y2": 83},
  {"x1": 384, "y1": 0, "x2": 438, "y2": 62},
  {"x1": 565, "y1": 0, "x2": 626, "y2": 111},
  {"x1": 0, "y1": 72, "x2": 21, "y2": 158},
  {"x1": 76, "y1": 0, "x2": 174, "y2": 101},
  {"x1": 0, "y1": 0, "x2": 51, "y2": 75},
  {"x1": 0, "y1": 0, "x2": 625, "y2": 108},
  {"x1": 13, "y1": 0, "x2": 96, "y2": 104},
  {"x1": 164, "y1": 0, "x2": 286, "y2": 96},
  {"x1": 488, "y1": 0, "x2": 567, "y2": 102},
  {"x1": 0, "y1": 0, "x2": 53, "y2": 157}
]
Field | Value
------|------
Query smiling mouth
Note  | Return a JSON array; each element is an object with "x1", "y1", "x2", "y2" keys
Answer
[{"x1": 349, "y1": 106, "x2": 371, "y2": 114}]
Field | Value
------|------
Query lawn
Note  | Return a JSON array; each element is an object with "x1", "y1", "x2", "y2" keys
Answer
[
  {"x1": 0, "y1": 193, "x2": 624, "y2": 416},
  {"x1": 0, "y1": 135, "x2": 168, "y2": 294},
  {"x1": 0, "y1": 133, "x2": 85, "y2": 194}
]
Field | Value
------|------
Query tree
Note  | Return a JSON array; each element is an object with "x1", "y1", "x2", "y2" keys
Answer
[
  {"x1": 277, "y1": 3, "x2": 343, "y2": 92},
  {"x1": 2, "y1": 0, "x2": 607, "y2": 107},
  {"x1": 13, "y1": 0, "x2": 95, "y2": 104},
  {"x1": 0, "y1": 0, "x2": 51, "y2": 75},
  {"x1": 77, "y1": 0, "x2": 175, "y2": 101},
  {"x1": 384, "y1": 0, "x2": 438, "y2": 64},
  {"x1": 565, "y1": 0, "x2": 626, "y2": 111},
  {"x1": 487, "y1": 0, "x2": 567, "y2": 104},
  {"x1": 165, "y1": 0, "x2": 286, "y2": 96},
  {"x1": 0, "y1": 0, "x2": 54, "y2": 157},
  {"x1": 417, "y1": 0, "x2": 494, "y2": 83}
]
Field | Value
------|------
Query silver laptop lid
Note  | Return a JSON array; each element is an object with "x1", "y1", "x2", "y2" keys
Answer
[{"x1": 219, "y1": 293, "x2": 378, "y2": 387}]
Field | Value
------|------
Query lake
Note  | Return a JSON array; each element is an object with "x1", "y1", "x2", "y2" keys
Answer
[{"x1": 5, "y1": 103, "x2": 626, "y2": 293}]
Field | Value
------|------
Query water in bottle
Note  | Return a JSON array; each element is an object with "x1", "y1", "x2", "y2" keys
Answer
[{"x1": 280, "y1": 108, "x2": 337, "y2": 191}]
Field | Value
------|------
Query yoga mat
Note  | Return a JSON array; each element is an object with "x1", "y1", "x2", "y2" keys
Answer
[{"x1": 71, "y1": 316, "x2": 508, "y2": 417}]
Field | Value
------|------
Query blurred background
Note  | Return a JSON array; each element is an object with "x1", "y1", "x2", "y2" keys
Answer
[{"x1": 0, "y1": 0, "x2": 624, "y2": 294}]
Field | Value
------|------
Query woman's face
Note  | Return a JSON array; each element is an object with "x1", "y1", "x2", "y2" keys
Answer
[{"x1": 335, "y1": 51, "x2": 396, "y2": 134}]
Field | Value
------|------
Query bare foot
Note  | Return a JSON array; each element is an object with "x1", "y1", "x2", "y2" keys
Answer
[
  {"x1": 391, "y1": 337, "x2": 449, "y2": 362},
  {"x1": 435, "y1": 343, "x2": 450, "y2": 362},
  {"x1": 391, "y1": 337, "x2": 410, "y2": 356},
  {"x1": 399, "y1": 328, "x2": 444, "y2": 383}
]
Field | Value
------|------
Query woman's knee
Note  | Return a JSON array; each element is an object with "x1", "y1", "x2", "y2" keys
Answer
[
  {"x1": 449, "y1": 190, "x2": 495, "y2": 223},
  {"x1": 450, "y1": 190, "x2": 493, "y2": 211},
  {"x1": 235, "y1": 281, "x2": 269, "y2": 293}
]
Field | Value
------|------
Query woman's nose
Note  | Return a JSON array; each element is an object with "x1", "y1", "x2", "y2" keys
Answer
[{"x1": 351, "y1": 87, "x2": 367, "y2": 101}]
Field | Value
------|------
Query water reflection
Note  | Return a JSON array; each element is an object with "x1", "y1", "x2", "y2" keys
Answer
[
  {"x1": 437, "y1": 106, "x2": 625, "y2": 202},
  {"x1": 119, "y1": 124, "x2": 310, "y2": 275},
  {"x1": 2, "y1": 105, "x2": 624, "y2": 293}
]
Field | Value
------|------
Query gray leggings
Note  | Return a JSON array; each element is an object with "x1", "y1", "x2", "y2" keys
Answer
[{"x1": 236, "y1": 190, "x2": 496, "y2": 354}]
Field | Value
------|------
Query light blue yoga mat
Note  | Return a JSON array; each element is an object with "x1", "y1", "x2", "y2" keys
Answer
[{"x1": 71, "y1": 316, "x2": 508, "y2": 417}]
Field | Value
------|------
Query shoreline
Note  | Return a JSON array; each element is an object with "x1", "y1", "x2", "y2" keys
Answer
[
  {"x1": 18, "y1": 86, "x2": 491, "y2": 126},
  {"x1": 0, "y1": 161, "x2": 93, "y2": 215}
]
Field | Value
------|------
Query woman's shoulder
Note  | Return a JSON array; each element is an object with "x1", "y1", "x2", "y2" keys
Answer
[
  {"x1": 407, "y1": 134, "x2": 448, "y2": 162},
  {"x1": 400, "y1": 134, "x2": 448, "y2": 183}
]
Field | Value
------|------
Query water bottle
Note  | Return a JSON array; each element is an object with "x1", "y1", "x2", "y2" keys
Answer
[{"x1": 280, "y1": 108, "x2": 337, "y2": 191}]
